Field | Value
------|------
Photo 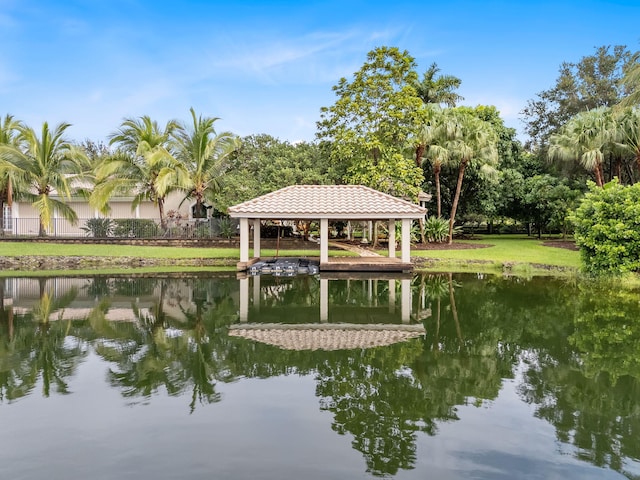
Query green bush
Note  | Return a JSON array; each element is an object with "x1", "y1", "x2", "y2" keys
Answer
[
  {"x1": 81, "y1": 218, "x2": 114, "y2": 237},
  {"x1": 113, "y1": 219, "x2": 159, "y2": 238},
  {"x1": 423, "y1": 217, "x2": 449, "y2": 243},
  {"x1": 571, "y1": 180, "x2": 640, "y2": 275}
]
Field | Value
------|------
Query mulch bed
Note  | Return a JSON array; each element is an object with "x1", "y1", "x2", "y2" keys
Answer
[{"x1": 542, "y1": 240, "x2": 579, "y2": 251}]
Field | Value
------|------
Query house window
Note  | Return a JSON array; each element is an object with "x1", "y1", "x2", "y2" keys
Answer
[
  {"x1": 191, "y1": 203, "x2": 210, "y2": 219},
  {"x1": 2, "y1": 204, "x2": 12, "y2": 231}
]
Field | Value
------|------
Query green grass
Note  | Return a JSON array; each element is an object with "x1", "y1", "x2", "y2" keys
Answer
[
  {"x1": 0, "y1": 242, "x2": 358, "y2": 259},
  {"x1": 410, "y1": 235, "x2": 581, "y2": 269}
]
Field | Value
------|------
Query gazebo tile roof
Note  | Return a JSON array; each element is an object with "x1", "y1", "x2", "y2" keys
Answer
[{"x1": 228, "y1": 185, "x2": 426, "y2": 218}]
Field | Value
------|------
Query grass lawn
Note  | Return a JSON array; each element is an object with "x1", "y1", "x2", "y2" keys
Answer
[
  {"x1": 0, "y1": 242, "x2": 357, "y2": 259},
  {"x1": 409, "y1": 235, "x2": 581, "y2": 270}
]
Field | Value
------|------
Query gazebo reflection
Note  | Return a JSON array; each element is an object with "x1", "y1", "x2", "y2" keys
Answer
[{"x1": 237, "y1": 274, "x2": 414, "y2": 324}]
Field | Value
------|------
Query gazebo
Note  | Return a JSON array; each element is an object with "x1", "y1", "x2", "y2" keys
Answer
[{"x1": 228, "y1": 185, "x2": 427, "y2": 272}]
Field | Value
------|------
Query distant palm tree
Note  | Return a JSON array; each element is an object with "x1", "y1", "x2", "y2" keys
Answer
[
  {"x1": 0, "y1": 121, "x2": 88, "y2": 236},
  {"x1": 615, "y1": 107, "x2": 640, "y2": 177},
  {"x1": 549, "y1": 107, "x2": 613, "y2": 187},
  {"x1": 93, "y1": 116, "x2": 179, "y2": 230},
  {"x1": 447, "y1": 110, "x2": 498, "y2": 244},
  {"x1": 0, "y1": 115, "x2": 23, "y2": 232},
  {"x1": 413, "y1": 63, "x2": 464, "y2": 108},
  {"x1": 165, "y1": 108, "x2": 240, "y2": 219},
  {"x1": 417, "y1": 108, "x2": 458, "y2": 218},
  {"x1": 619, "y1": 53, "x2": 640, "y2": 108}
]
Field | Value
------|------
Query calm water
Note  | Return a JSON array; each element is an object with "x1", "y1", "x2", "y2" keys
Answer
[{"x1": 1, "y1": 272, "x2": 639, "y2": 480}]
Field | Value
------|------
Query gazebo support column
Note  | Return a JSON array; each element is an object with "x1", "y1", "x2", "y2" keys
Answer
[
  {"x1": 388, "y1": 219, "x2": 396, "y2": 258},
  {"x1": 239, "y1": 218, "x2": 250, "y2": 263},
  {"x1": 253, "y1": 219, "x2": 261, "y2": 258},
  {"x1": 320, "y1": 218, "x2": 329, "y2": 264},
  {"x1": 401, "y1": 219, "x2": 411, "y2": 263}
]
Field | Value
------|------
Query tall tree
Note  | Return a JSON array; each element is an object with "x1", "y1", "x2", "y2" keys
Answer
[
  {"x1": 619, "y1": 51, "x2": 640, "y2": 108},
  {"x1": 548, "y1": 108, "x2": 613, "y2": 187},
  {"x1": 522, "y1": 45, "x2": 634, "y2": 150},
  {"x1": 317, "y1": 46, "x2": 424, "y2": 199},
  {"x1": 0, "y1": 115, "x2": 23, "y2": 232},
  {"x1": 446, "y1": 109, "x2": 498, "y2": 243},
  {"x1": 416, "y1": 108, "x2": 457, "y2": 218},
  {"x1": 0, "y1": 121, "x2": 88, "y2": 236},
  {"x1": 93, "y1": 116, "x2": 178, "y2": 230},
  {"x1": 166, "y1": 108, "x2": 240, "y2": 218},
  {"x1": 413, "y1": 62, "x2": 463, "y2": 108}
]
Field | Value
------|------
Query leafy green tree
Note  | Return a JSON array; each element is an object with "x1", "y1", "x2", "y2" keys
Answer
[
  {"x1": 522, "y1": 45, "x2": 635, "y2": 150},
  {"x1": 218, "y1": 134, "x2": 332, "y2": 211},
  {"x1": 93, "y1": 116, "x2": 179, "y2": 230},
  {"x1": 615, "y1": 106, "x2": 640, "y2": 175},
  {"x1": 571, "y1": 179, "x2": 640, "y2": 274},
  {"x1": 317, "y1": 46, "x2": 424, "y2": 198},
  {"x1": 166, "y1": 108, "x2": 240, "y2": 218},
  {"x1": 0, "y1": 121, "x2": 89, "y2": 236}
]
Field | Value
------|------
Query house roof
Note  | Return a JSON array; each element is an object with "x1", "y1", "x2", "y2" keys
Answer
[
  {"x1": 228, "y1": 185, "x2": 427, "y2": 220},
  {"x1": 228, "y1": 323, "x2": 425, "y2": 351}
]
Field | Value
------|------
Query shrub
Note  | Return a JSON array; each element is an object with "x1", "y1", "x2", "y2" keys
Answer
[
  {"x1": 113, "y1": 219, "x2": 159, "y2": 238},
  {"x1": 81, "y1": 218, "x2": 114, "y2": 238},
  {"x1": 571, "y1": 180, "x2": 640, "y2": 275},
  {"x1": 423, "y1": 217, "x2": 450, "y2": 243}
]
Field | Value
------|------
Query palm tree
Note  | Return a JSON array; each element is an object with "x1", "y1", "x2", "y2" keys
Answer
[
  {"x1": 0, "y1": 121, "x2": 88, "y2": 236},
  {"x1": 447, "y1": 110, "x2": 498, "y2": 244},
  {"x1": 413, "y1": 63, "x2": 464, "y2": 108},
  {"x1": 615, "y1": 107, "x2": 640, "y2": 177},
  {"x1": 165, "y1": 108, "x2": 240, "y2": 219},
  {"x1": 93, "y1": 116, "x2": 179, "y2": 230},
  {"x1": 548, "y1": 108, "x2": 613, "y2": 188},
  {"x1": 0, "y1": 115, "x2": 23, "y2": 232},
  {"x1": 417, "y1": 108, "x2": 458, "y2": 218},
  {"x1": 619, "y1": 52, "x2": 640, "y2": 108}
]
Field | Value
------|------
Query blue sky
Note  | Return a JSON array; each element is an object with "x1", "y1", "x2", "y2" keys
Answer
[{"x1": 1, "y1": 0, "x2": 639, "y2": 144}]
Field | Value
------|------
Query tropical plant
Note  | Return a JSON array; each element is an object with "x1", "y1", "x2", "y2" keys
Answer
[
  {"x1": 446, "y1": 109, "x2": 498, "y2": 243},
  {"x1": 81, "y1": 218, "x2": 114, "y2": 238},
  {"x1": 548, "y1": 107, "x2": 613, "y2": 187},
  {"x1": 412, "y1": 62, "x2": 463, "y2": 108},
  {"x1": 93, "y1": 116, "x2": 179, "y2": 230},
  {"x1": 0, "y1": 121, "x2": 88, "y2": 236},
  {"x1": 0, "y1": 115, "x2": 23, "y2": 232},
  {"x1": 422, "y1": 217, "x2": 450, "y2": 243},
  {"x1": 166, "y1": 108, "x2": 240, "y2": 217}
]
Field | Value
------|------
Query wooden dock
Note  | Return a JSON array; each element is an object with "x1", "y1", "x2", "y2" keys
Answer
[{"x1": 320, "y1": 256, "x2": 413, "y2": 273}]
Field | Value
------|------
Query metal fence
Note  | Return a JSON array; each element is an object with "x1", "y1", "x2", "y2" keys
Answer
[{"x1": 2, "y1": 217, "x2": 239, "y2": 239}]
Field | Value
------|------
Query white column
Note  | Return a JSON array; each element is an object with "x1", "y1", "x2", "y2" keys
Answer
[
  {"x1": 253, "y1": 219, "x2": 261, "y2": 259},
  {"x1": 239, "y1": 277, "x2": 249, "y2": 322},
  {"x1": 388, "y1": 279, "x2": 396, "y2": 313},
  {"x1": 253, "y1": 275, "x2": 261, "y2": 312},
  {"x1": 239, "y1": 218, "x2": 249, "y2": 263},
  {"x1": 320, "y1": 218, "x2": 329, "y2": 264},
  {"x1": 401, "y1": 218, "x2": 411, "y2": 263},
  {"x1": 401, "y1": 278, "x2": 411, "y2": 323},
  {"x1": 388, "y1": 219, "x2": 396, "y2": 258},
  {"x1": 320, "y1": 278, "x2": 329, "y2": 322}
]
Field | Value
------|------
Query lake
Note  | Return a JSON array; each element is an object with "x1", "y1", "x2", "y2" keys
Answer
[{"x1": 0, "y1": 272, "x2": 639, "y2": 479}]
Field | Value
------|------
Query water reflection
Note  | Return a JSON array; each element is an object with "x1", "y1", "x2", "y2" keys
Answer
[{"x1": 1, "y1": 273, "x2": 640, "y2": 478}]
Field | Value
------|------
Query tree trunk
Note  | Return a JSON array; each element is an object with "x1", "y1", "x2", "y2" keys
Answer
[
  {"x1": 39, "y1": 215, "x2": 47, "y2": 237},
  {"x1": 158, "y1": 197, "x2": 166, "y2": 231},
  {"x1": 448, "y1": 160, "x2": 467, "y2": 244},
  {"x1": 415, "y1": 144, "x2": 425, "y2": 168},
  {"x1": 594, "y1": 164, "x2": 604, "y2": 187},
  {"x1": 448, "y1": 273, "x2": 463, "y2": 345},
  {"x1": 434, "y1": 163, "x2": 442, "y2": 218}
]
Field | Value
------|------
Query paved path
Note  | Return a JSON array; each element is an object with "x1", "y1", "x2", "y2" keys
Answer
[{"x1": 327, "y1": 241, "x2": 383, "y2": 257}]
